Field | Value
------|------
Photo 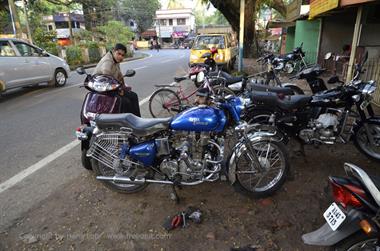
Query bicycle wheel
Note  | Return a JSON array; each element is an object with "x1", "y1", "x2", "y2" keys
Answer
[{"x1": 149, "y1": 88, "x2": 182, "y2": 118}]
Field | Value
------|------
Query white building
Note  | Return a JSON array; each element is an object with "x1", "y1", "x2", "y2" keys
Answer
[
  {"x1": 155, "y1": 9, "x2": 195, "y2": 43},
  {"x1": 42, "y1": 13, "x2": 85, "y2": 45}
]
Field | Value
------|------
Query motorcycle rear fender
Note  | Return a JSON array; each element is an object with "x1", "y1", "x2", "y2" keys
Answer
[
  {"x1": 227, "y1": 131, "x2": 280, "y2": 184},
  {"x1": 302, "y1": 209, "x2": 362, "y2": 246}
]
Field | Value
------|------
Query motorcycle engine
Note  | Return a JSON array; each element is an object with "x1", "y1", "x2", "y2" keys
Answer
[
  {"x1": 299, "y1": 113, "x2": 339, "y2": 143},
  {"x1": 159, "y1": 131, "x2": 220, "y2": 182}
]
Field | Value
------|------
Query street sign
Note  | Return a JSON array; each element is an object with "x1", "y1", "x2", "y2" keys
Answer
[{"x1": 309, "y1": 0, "x2": 339, "y2": 19}]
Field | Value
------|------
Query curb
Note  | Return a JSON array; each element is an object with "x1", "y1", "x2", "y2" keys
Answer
[{"x1": 69, "y1": 52, "x2": 150, "y2": 71}]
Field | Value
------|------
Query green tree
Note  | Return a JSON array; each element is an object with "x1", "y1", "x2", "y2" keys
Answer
[
  {"x1": 120, "y1": 0, "x2": 160, "y2": 33},
  {"x1": 0, "y1": 10, "x2": 10, "y2": 33},
  {"x1": 97, "y1": 20, "x2": 133, "y2": 48},
  {"x1": 203, "y1": 0, "x2": 286, "y2": 57}
]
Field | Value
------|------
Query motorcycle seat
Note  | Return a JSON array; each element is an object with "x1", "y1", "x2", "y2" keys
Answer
[
  {"x1": 250, "y1": 84, "x2": 294, "y2": 95},
  {"x1": 174, "y1": 76, "x2": 187, "y2": 82},
  {"x1": 208, "y1": 71, "x2": 244, "y2": 84},
  {"x1": 249, "y1": 91, "x2": 279, "y2": 107},
  {"x1": 220, "y1": 71, "x2": 244, "y2": 85},
  {"x1": 276, "y1": 95, "x2": 311, "y2": 110},
  {"x1": 95, "y1": 113, "x2": 171, "y2": 137}
]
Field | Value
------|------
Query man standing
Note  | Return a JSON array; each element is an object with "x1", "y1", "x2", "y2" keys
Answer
[{"x1": 93, "y1": 43, "x2": 141, "y2": 117}]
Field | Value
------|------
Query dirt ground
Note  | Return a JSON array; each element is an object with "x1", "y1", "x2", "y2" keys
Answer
[
  {"x1": 0, "y1": 143, "x2": 379, "y2": 251},
  {"x1": 1, "y1": 59, "x2": 379, "y2": 251}
]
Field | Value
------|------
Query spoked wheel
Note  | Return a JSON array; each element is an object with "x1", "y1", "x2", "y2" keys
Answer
[
  {"x1": 353, "y1": 121, "x2": 380, "y2": 161},
  {"x1": 149, "y1": 88, "x2": 181, "y2": 118},
  {"x1": 92, "y1": 159, "x2": 153, "y2": 194},
  {"x1": 233, "y1": 140, "x2": 289, "y2": 198}
]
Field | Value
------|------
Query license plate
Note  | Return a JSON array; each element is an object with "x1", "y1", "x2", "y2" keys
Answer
[{"x1": 323, "y1": 203, "x2": 346, "y2": 231}]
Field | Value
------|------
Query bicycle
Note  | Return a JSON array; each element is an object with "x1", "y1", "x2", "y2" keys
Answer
[{"x1": 148, "y1": 74, "x2": 234, "y2": 118}]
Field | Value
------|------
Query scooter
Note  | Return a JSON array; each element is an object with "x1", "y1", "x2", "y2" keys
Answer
[
  {"x1": 75, "y1": 67, "x2": 136, "y2": 170},
  {"x1": 303, "y1": 163, "x2": 380, "y2": 250}
]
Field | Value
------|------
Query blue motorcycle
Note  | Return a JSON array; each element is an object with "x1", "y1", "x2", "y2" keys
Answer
[{"x1": 79, "y1": 92, "x2": 290, "y2": 199}]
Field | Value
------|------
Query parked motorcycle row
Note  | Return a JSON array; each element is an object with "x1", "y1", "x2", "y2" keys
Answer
[{"x1": 75, "y1": 46, "x2": 380, "y2": 250}]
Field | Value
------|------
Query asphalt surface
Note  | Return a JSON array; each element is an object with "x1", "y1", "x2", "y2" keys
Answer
[{"x1": 0, "y1": 49, "x2": 190, "y2": 230}]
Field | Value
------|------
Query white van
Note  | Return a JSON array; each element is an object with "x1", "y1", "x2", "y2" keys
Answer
[{"x1": 0, "y1": 38, "x2": 70, "y2": 92}]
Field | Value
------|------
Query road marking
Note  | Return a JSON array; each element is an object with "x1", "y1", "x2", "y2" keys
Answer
[
  {"x1": 34, "y1": 83, "x2": 82, "y2": 98},
  {"x1": 0, "y1": 140, "x2": 80, "y2": 194},
  {"x1": 134, "y1": 66, "x2": 147, "y2": 70},
  {"x1": 162, "y1": 59, "x2": 174, "y2": 63},
  {"x1": 0, "y1": 73, "x2": 188, "y2": 194},
  {"x1": 0, "y1": 95, "x2": 152, "y2": 194}
]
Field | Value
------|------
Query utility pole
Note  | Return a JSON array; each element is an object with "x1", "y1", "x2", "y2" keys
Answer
[
  {"x1": 8, "y1": 0, "x2": 22, "y2": 38},
  {"x1": 22, "y1": 0, "x2": 32, "y2": 43},
  {"x1": 238, "y1": 0, "x2": 245, "y2": 72},
  {"x1": 346, "y1": 6, "x2": 363, "y2": 81},
  {"x1": 68, "y1": 12, "x2": 74, "y2": 45}
]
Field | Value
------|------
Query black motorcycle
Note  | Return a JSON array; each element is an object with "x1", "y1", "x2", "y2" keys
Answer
[
  {"x1": 75, "y1": 67, "x2": 136, "y2": 170},
  {"x1": 303, "y1": 163, "x2": 380, "y2": 250},
  {"x1": 247, "y1": 52, "x2": 380, "y2": 161},
  {"x1": 195, "y1": 51, "x2": 303, "y2": 96},
  {"x1": 272, "y1": 43, "x2": 308, "y2": 74}
]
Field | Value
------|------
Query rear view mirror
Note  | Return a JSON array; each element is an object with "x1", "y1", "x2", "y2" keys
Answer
[
  {"x1": 324, "y1": 52, "x2": 332, "y2": 60},
  {"x1": 327, "y1": 76, "x2": 340, "y2": 84},
  {"x1": 76, "y1": 67, "x2": 86, "y2": 75},
  {"x1": 124, "y1": 69, "x2": 136, "y2": 77}
]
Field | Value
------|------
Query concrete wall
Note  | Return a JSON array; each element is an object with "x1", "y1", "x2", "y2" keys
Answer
[
  {"x1": 294, "y1": 19, "x2": 321, "y2": 64},
  {"x1": 285, "y1": 26, "x2": 296, "y2": 53},
  {"x1": 318, "y1": 8, "x2": 356, "y2": 63}
]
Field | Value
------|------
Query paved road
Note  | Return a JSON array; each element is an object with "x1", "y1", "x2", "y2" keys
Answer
[{"x1": 0, "y1": 49, "x2": 190, "y2": 230}]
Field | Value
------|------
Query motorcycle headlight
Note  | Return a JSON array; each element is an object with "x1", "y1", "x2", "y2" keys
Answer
[
  {"x1": 352, "y1": 95, "x2": 360, "y2": 102},
  {"x1": 196, "y1": 71, "x2": 205, "y2": 83},
  {"x1": 274, "y1": 62, "x2": 284, "y2": 71},
  {"x1": 88, "y1": 81, "x2": 120, "y2": 92}
]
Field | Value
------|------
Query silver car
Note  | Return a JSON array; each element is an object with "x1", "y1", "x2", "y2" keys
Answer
[{"x1": 0, "y1": 38, "x2": 70, "y2": 92}]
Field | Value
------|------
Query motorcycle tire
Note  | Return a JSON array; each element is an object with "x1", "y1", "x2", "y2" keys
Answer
[
  {"x1": 91, "y1": 159, "x2": 151, "y2": 194},
  {"x1": 331, "y1": 231, "x2": 378, "y2": 251},
  {"x1": 246, "y1": 108, "x2": 273, "y2": 124},
  {"x1": 81, "y1": 149, "x2": 92, "y2": 170},
  {"x1": 232, "y1": 140, "x2": 289, "y2": 198},
  {"x1": 353, "y1": 120, "x2": 380, "y2": 161}
]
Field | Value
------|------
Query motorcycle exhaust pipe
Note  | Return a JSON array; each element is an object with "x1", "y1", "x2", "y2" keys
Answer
[
  {"x1": 96, "y1": 176, "x2": 174, "y2": 185},
  {"x1": 96, "y1": 176, "x2": 211, "y2": 186}
]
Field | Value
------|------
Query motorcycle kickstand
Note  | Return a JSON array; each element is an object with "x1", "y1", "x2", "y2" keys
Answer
[{"x1": 170, "y1": 185, "x2": 180, "y2": 204}]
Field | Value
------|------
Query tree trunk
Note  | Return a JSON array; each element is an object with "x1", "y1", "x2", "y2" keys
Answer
[
  {"x1": 208, "y1": 0, "x2": 286, "y2": 58},
  {"x1": 82, "y1": 4, "x2": 92, "y2": 30},
  {"x1": 243, "y1": 0, "x2": 255, "y2": 58}
]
